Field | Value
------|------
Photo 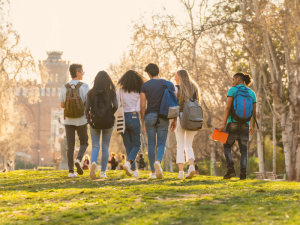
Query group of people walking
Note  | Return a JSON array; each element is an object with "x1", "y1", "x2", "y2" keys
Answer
[{"x1": 59, "y1": 62, "x2": 257, "y2": 180}]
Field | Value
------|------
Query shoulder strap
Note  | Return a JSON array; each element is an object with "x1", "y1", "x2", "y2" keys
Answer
[
  {"x1": 65, "y1": 83, "x2": 71, "y2": 89},
  {"x1": 166, "y1": 81, "x2": 171, "y2": 89},
  {"x1": 76, "y1": 82, "x2": 83, "y2": 89}
]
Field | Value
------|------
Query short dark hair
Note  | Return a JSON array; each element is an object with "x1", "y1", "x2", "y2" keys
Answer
[
  {"x1": 69, "y1": 64, "x2": 83, "y2": 78},
  {"x1": 144, "y1": 63, "x2": 159, "y2": 77},
  {"x1": 234, "y1": 72, "x2": 253, "y2": 86}
]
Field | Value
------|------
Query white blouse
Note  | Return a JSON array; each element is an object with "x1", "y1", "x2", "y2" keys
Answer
[{"x1": 116, "y1": 88, "x2": 140, "y2": 113}]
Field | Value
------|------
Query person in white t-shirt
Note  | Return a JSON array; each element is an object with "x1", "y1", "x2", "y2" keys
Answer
[
  {"x1": 59, "y1": 64, "x2": 89, "y2": 178},
  {"x1": 116, "y1": 70, "x2": 145, "y2": 178}
]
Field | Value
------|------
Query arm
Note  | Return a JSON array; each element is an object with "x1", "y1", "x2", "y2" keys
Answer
[
  {"x1": 112, "y1": 98, "x2": 118, "y2": 114},
  {"x1": 85, "y1": 92, "x2": 90, "y2": 119},
  {"x1": 249, "y1": 103, "x2": 257, "y2": 135},
  {"x1": 218, "y1": 97, "x2": 233, "y2": 132},
  {"x1": 140, "y1": 93, "x2": 146, "y2": 132}
]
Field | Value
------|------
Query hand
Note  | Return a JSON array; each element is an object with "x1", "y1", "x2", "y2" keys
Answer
[
  {"x1": 249, "y1": 127, "x2": 254, "y2": 135},
  {"x1": 218, "y1": 125, "x2": 225, "y2": 132},
  {"x1": 142, "y1": 122, "x2": 146, "y2": 132},
  {"x1": 170, "y1": 120, "x2": 177, "y2": 132}
]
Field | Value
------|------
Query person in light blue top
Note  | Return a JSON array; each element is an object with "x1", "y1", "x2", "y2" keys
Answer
[
  {"x1": 59, "y1": 64, "x2": 89, "y2": 178},
  {"x1": 218, "y1": 72, "x2": 257, "y2": 180}
]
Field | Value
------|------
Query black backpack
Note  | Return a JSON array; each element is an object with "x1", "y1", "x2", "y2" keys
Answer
[{"x1": 89, "y1": 90, "x2": 114, "y2": 129}]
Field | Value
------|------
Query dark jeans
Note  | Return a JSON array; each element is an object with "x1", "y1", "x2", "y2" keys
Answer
[
  {"x1": 224, "y1": 123, "x2": 249, "y2": 174},
  {"x1": 121, "y1": 112, "x2": 141, "y2": 171},
  {"x1": 65, "y1": 124, "x2": 88, "y2": 173}
]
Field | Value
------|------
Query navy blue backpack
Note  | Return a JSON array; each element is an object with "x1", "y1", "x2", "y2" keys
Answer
[
  {"x1": 231, "y1": 86, "x2": 253, "y2": 123},
  {"x1": 158, "y1": 81, "x2": 179, "y2": 120}
]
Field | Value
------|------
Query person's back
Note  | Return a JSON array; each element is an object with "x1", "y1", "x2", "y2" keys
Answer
[
  {"x1": 218, "y1": 72, "x2": 257, "y2": 181},
  {"x1": 86, "y1": 71, "x2": 118, "y2": 179},
  {"x1": 140, "y1": 63, "x2": 176, "y2": 179},
  {"x1": 141, "y1": 79, "x2": 171, "y2": 115},
  {"x1": 59, "y1": 64, "x2": 89, "y2": 178}
]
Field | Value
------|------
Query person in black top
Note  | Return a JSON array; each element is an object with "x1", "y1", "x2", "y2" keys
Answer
[
  {"x1": 136, "y1": 153, "x2": 146, "y2": 171},
  {"x1": 109, "y1": 153, "x2": 118, "y2": 170}
]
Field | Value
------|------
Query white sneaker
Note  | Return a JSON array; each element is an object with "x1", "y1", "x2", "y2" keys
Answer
[
  {"x1": 132, "y1": 170, "x2": 139, "y2": 178},
  {"x1": 149, "y1": 173, "x2": 157, "y2": 179},
  {"x1": 90, "y1": 162, "x2": 97, "y2": 180},
  {"x1": 178, "y1": 171, "x2": 184, "y2": 179},
  {"x1": 75, "y1": 159, "x2": 83, "y2": 175},
  {"x1": 100, "y1": 172, "x2": 107, "y2": 178},
  {"x1": 185, "y1": 165, "x2": 195, "y2": 179},
  {"x1": 154, "y1": 161, "x2": 163, "y2": 179},
  {"x1": 123, "y1": 161, "x2": 132, "y2": 177},
  {"x1": 68, "y1": 172, "x2": 77, "y2": 178}
]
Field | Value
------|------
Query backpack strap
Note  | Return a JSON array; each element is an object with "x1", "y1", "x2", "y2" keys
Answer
[{"x1": 76, "y1": 82, "x2": 83, "y2": 89}]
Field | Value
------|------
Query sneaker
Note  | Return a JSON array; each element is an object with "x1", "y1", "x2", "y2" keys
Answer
[
  {"x1": 240, "y1": 173, "x2": 247, "y2": 180},
  {"x1": 154, "y1": 161, "x2": 163, "y2": 179},
  {"x1": 149, "y1": 172, "x2": 157, "y2": 179},
  {"x1": 68, "y1": 172, "x2": 77, "y2": 178},
  {"x1": 100, "y1": 172, "x2": 107, "y2": 178},
  {"x1": 123, "y1": 161, "x2": 132, "y2": 177},
  {"x1": 75, "y1": 159, "x2": 83, "y2": 175},
  {"x1": 223, "y1": 169, "x2": 236, "y2": 179},
  {"x1": 185, "y1": 165, "x2": 195, "y2": 179},
  {"x1": 90, "y1": 162, "x2": 97, "y2": 180},
  {"x1": 178, "y1": 171, "x2": 184, "y2": 179},
  {"x1": 132, "y1": 170, "x2": 139, "y2": 178}
]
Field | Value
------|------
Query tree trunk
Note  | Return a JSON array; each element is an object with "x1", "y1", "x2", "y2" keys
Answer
[
  {"x1": 272, "y1": 102, "x2": 276, "y2": 174},
  {"x1": 256, "y1": 94, "x2": 265, "y2": 173},
  {"x1": 210, "y1": 128, "x2": 217, "y2": 176}
]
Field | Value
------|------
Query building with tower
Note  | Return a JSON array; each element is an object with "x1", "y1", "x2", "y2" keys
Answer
[{"x1": 15, "y1": 51, "x2": 69, "y2": 167}]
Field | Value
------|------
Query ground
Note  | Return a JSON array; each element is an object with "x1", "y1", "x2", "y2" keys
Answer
[{"x1": 0, "y1": 171, "x2": 300, "y2": 225}]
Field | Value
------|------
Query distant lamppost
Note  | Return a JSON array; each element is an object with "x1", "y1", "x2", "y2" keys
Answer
[
  {"x1": 38, "y1": 150, "x2": 40, "y2": 166},
  {"x1": 41, "y1": 158, "x2": 44, "y2": 167}
]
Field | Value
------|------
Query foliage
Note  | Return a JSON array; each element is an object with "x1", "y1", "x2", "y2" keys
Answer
[{"x1": 0, "y1": 170, "x2": 299, "y2": 224}]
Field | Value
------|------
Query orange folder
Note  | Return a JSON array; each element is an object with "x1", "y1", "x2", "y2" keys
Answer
[{"x1": 211, "y1": 128, "x2": 229, "y2": 144}]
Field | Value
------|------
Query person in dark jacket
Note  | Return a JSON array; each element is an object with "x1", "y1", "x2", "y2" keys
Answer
[
  {"x1": 109, "y1": 153, "x2": 118, "y2": 170},
  {"x1": 136, "y1": 153, "x2": 146, "y2": 171}
]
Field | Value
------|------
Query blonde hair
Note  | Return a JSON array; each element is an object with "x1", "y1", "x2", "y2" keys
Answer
[
  {"x1": 177, "y1": 70, "x2": 200, "y2": 104},
  {"x1": 84, "y1": 154, "x2": 90, "y2": 161}
]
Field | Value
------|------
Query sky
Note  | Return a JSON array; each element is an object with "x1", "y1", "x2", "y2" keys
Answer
[{"x1": 9, "y1": 0, "x2": 188, "y2": 86}]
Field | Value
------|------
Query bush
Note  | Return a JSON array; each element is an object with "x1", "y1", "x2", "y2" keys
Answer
[{"x1": 15, "y1": 161, "x2": 36, "y2": 170}]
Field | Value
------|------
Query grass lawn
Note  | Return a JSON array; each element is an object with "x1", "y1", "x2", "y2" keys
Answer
[{"x1": 0, "y1": 171, "x2": 300, "y2": 225}]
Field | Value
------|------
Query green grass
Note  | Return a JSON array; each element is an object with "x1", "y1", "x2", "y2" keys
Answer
[{"x1": 0, "y1": 171, "x2": 300, "y2": 225}]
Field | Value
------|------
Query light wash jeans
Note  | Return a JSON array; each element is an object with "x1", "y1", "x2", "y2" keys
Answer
[
  {"x1": 145, "y1": 113, "x2": 169, "y2": 171},
  {"x1": 90, "y1": 126, "x2": 113, "y2": 172},
  {"x1": 121, "y1": 112, "x2": 141, "y2": 171}
]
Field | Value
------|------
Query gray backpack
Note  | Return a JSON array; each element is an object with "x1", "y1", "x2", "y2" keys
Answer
[{"x1": 180, "y1": 93, "x2": 203, "y2": 131}]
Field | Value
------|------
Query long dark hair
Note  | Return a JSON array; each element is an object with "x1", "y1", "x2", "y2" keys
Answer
[
  {"x1": 117, "y1": 70, "x2": 145, "y2": 93},
  {"x1": 89, "y1": 71, "x2": 116, "y2": 101}
]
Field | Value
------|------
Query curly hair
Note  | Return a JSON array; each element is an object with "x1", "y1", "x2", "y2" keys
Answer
[{"x1": 117, "y1": 70, "x2": 145, "y2": 93}]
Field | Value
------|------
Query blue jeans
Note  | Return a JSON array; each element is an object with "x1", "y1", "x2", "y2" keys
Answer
[
  {"x1": 90, "y1": 126, "x2": 113, "y2": 172},
  {"x1": 145, "y1": 113, "x2": 169, "y2": 172},
  {"x1": 121, "y1": 112, "x2": 141, "y2": 171},
  {"x1": 224, "y1": 123, "x2": 249, "y2": 174}
]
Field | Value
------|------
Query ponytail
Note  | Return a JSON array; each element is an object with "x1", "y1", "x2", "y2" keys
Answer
[{"x1": 234, "y1": 72, "x2": 253, "y2": 86}]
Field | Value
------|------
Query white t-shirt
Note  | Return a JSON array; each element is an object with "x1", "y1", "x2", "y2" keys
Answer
[
  {"x1": 116, "y1": 88, "x2": 140, "y2": 113},
  {"x1": 59, "y1": 80, "x2": 89, "y2": 126}
]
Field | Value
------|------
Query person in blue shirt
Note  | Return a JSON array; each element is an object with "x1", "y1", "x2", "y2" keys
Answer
[
  {"x1": 140, "y1": 63, "x2": 176, "y2": 179},
  {"x1": 218, "y1": 72, "x2": 257, "y2": 180}
]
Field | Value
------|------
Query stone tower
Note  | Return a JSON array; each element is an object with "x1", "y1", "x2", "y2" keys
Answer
[{"x1": 40, "y1": 51, "x2": 69, "y2": 85}]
